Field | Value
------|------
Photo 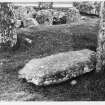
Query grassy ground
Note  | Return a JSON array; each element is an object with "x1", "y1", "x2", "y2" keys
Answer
[{"x1": 0, "y1": 18, "x2": 103, "y2": 101}]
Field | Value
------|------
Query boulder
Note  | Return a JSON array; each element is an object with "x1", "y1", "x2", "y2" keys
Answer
[
  {"x1": 18, "y1": 49, "x2": 96, "y2": 86},
  {"x1": 14, "y1": 6, "x2": 37, "y2": 20},
  {"x1": 23, "y1": 18, "x2": 39, "y2": 27},
  {"x1": 36, "y1": 9, "x2": 53, "y2": 25}
]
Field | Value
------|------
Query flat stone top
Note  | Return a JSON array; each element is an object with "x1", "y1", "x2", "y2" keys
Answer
[{"x1": 19, "y1": 49, "x2": 95, "y2": 78}]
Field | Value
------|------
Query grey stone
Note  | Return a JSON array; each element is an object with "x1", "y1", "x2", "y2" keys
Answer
[
  {"x1": 18, "y1": 49, "x2": 96, "y2": 86},
  {"x1": 23, "y1": 18, "x2": 39, "y2": 27}
]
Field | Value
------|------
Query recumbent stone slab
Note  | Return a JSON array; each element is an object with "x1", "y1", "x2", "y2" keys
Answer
[{"x1": 18, "y1": 49, "x2": 96, "y2": 86}]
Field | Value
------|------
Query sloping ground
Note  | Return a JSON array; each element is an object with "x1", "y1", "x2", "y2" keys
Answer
[{"x1": 0, "y1": 18, "x2": 101, "y2": 101}]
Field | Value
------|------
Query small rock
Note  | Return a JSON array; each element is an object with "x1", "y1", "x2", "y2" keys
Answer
[
  {"x1": 25, "y1": 38, "x2": 32, "y2": 44},
  {"x1": 70, "y1": 80, "x2": 77, "y2": 85}
]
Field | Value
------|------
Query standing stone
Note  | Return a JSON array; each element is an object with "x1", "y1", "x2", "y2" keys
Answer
[
  {"x1": 0, "y1": 3, "x2": 17, "y2": 49},
  {"x1": 96, "y1": 1, "x2": 105, "y2": 72}
]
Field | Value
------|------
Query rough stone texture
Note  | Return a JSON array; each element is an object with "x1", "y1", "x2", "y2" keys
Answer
[
  {"x1": 36, "y1": 9, "x2": 53, "y2": 25},
  {"x1": 14, "y1": 6, "x2": 36, "y2": 20},
  {"x1": 36, "y1": 9, "x2": 67, "y2": 25},
  {"x1": 0, "y1": 3, "x2": 17, "y2": 48},
  {"x1": 66, "y1": 7, "x2": 80, "y2": 24},
  {"x1": 96, "y1": 1, "x2": 105, "y2": 72},
  {"x1": 18, "y1": 49, "x2": 96, "y2": 86},
  {"x1": 23, "y1": 18, "x2": 39, "y2": 27}
]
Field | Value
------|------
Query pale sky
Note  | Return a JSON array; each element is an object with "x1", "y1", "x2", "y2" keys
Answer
[{"x1": 14, "y1": 2, "x2": 73, "y2": 7}]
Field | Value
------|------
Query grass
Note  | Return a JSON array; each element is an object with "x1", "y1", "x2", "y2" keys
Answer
[
  {"x1": 17, "y1": 19, "x2": 98, "y2": 57},
  {"x1": 0, "y1": 18, "x2": 102, "y2": 101}
]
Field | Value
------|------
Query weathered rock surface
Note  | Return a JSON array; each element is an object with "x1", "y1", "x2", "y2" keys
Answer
[
  {"x1": 18, "y1": 49, "x2": 96, "y2": 86},
  {"x1": 23, "y1": 18, "x2": 39, "y2": 27}
]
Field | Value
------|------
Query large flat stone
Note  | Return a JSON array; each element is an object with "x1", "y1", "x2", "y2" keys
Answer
[{"x1": 18, "y1": 49, "x2": 96, "y2": 86}]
